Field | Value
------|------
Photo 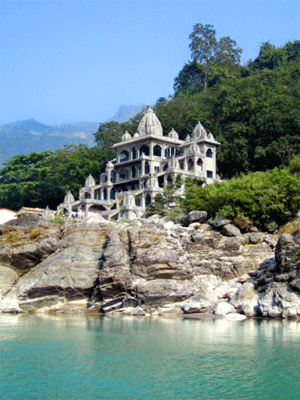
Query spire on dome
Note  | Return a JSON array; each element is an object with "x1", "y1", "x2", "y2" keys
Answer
[{"x1": 137, "y1": 107, "x2": 163, "y2": 136}]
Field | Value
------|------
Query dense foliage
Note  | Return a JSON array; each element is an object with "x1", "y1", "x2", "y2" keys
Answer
[
  {"x1": 148, "y1": 157, "x2": 300, "y2": 228},
  {"x1": 0, "y1": 145, "x2": 105, "y2": 210},
  {"x1": 182, "y1": 157, "x2": 300, "y2": 227},
  {"x1": 0, "y1": 23, "x2": 299, "y2": 224}
]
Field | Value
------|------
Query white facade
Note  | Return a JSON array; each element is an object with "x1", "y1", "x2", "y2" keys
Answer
[
  {"x1": 0, "y1": 209, "x2": 17, "y2": 224},
  {"x1": 59, "y1": 108, "x2": 220, "y2": 220}
]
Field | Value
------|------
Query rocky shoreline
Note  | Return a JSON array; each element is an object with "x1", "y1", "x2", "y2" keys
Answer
[{"x1": 0, "y1": 212, "x2": 300, "y2": 319}]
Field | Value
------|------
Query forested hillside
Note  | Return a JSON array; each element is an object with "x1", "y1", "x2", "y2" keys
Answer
[{"x1": 0, "y1": 24, "x2": 299, "y2": 218}]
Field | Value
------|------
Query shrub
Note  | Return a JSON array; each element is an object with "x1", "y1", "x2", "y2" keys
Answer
[
  {"x1": 30, "y1": 227, "x2": 43, "y2": 239},
  {"x1": 3, "y1": 230, "x2": 20, "y2": 244},
  {"x1": 183, "y1": 164, "x2": 300, "y2": 228}
]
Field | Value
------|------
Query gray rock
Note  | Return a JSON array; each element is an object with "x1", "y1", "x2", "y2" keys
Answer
[
  {"x1": 275, "y1": 232, "x2": 300, "y2": 274},
  {"x1": 213, "y1": 302, "x2": 235, "y2": 316},
  {"x1": 264, "y1": 221, "x2": 278, "y2": 233},
  {"x1": 212, "y1": 215, "x2": 232, "y2": 230},
  {"x1": 221, "y1": 224, "x2": 241, "y2": 237},
  {"x1": 0, "y1": 266, "x2": 19, "y2": 297},
  {"x1": 230, "y1": 281, "x2": 259, "y2": 316},
  {"x1": 249, "y1": 232, "x2": 263, "y2": 244},
  {"x1": 184, "y1": 211, "x2": 207, "y2": 226},
  {"x1": 258, "y1": 283, "x2": 300, "y2": 317}
]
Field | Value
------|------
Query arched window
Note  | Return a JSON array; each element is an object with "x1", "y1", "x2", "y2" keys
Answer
[
  {"x1": 132, "y1": 147, "x2": 137, "y2": 159},
  {"x1": 145, "y1": 194, "x2": 151, "y2": 206},
  {"x1": 163, "y1": 163, "x2": 168, "y2": 171},
  {"x1": 154, "y1": 145, "x2": 162, "y2": 157},
  {"x1": 145, "y1": 161, "x2": 150, "y2": 175},
  {"x1": 179, "y1": 161, "x2": 184, "y2": 170},
  {"x1": 111, "y1": 170, "x2": 116, "y2": 183},
  {"x1": 197, "y1": 158, "x2": 203, "y2": 171},
  {"x1": 118, "y1": 168, "x2": 129, "y2": 181},
  {"x1": 188, "y1": 159, "x2": 194, "y2": 172},
  {"x1": 206, "y1": 148, "x2": 213, "y2": 158},
  {"x1": 140, "y1": 144, "x2": 149, "y2": 156},
  {"x1": 103, "y1": 188, "x2": 107, "y2": 201},
  {"x1": 119, "y1": 150, "x2": 129, "y2": 162},
  {"x1": 84, "y1": 191, "x2": 91, "y2": 199},
  {"x1": 110, "y1": 188, "x2": 115, "y2": 200},
  {"x1": 131, "y1": 166, "x2": 136, "y2": 178}
]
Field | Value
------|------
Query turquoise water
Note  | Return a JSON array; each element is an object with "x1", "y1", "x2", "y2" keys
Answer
[{"x1": 0, "y1": 315, "x2": 299, "y2": 400}]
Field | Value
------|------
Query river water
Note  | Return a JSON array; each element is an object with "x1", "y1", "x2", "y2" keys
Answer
[{"x1": 0, "y1": 314, "x2": 299, "y2": 400}]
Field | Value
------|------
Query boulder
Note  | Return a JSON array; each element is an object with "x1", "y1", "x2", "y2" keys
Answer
[
  {"x1": 230, "y1": 281, "x2": 259, "y2": 316},
  {"x1": 221, "y1": 224, "x2": 241, "y2": 237},
  {"x1": 275, "y1": 231, "x2": 300, "y2": 274},
  {"x1": 212, "y1": 215, "x2": 232, "y2": 230},
  {"x1": 0, "y1": 266, "x2": 19, "y2": 297},
  {"x1": 213, "y1": 302, "x2": 235, "y2": 316},
  {"x1": 183, "y1": 211, "x2": 207, "y2": 226},
  {"x1": 258, "y1": 283, "x2": 300, "y2": 317}
]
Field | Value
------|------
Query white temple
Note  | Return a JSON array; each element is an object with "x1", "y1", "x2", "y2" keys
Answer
[{"x1": 59, "y1": 107, "x2": 220, "y2": 220}]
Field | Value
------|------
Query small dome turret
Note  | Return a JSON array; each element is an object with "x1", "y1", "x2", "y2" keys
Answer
[
  {"x1": 137, "y1": 107, "x2": 163, "y2": 136},
  {"x1": 185, "y1": 134, "x2": 191, "y2": 142},
  {"x1": 133, "y1": 132, "x2": 140, "y2": 138},
  {"x1": 208, "y1": 132, "x2": 214, "y2": 140},
  {"x1": 121, "y1": 130, "x2": 132, "y2": 141},
  {"x1": 168, "y1": 128, "x2": 179, "y2": 140},
  {"x1": 192, "y1": 121, "x2": 207, "y2": 139},
  {"x1": 64, "y1": 190, "x2": 75, "y2": 203},
  {"x1": 85, "y1": 174, "x2": 95, "y2": 187}
]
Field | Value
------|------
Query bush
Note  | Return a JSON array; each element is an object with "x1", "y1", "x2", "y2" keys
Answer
[
  {"x1": 30, "y1": 227, "x2": 43, "y2": 239},
  {"x1": 3, "y1": 230, "x2": 20, "y2": 244},
  {"x1": 183, "y1": 163, "x2": 300, "y2": 228}
]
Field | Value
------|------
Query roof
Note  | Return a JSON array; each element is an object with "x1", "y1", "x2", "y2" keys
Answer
[{"x1": 0, "y1": 208, "x2": 17, "y2": 214}]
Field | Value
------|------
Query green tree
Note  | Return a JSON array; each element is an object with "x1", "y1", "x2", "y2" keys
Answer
[{"x1": 188, "y1": 23, "x2": 242, "y2": 91}]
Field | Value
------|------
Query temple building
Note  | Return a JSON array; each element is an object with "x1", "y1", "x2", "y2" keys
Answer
[{"x1": 59, "y1": 107, "x2": 221, "y2": 220}]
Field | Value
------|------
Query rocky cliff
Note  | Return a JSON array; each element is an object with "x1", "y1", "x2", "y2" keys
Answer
[{"x1": 0, "y1": 213, "x2": 299, "y2": 319}]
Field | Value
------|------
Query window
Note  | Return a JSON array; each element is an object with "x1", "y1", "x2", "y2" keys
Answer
[
  {"x1": 154, "y1": 145, "x2": 162, "y2": 157},
  {"x1": 145, "y1": 161, "x2": 150, "y2": 175},
  {"x1": 154, "y1": 166, "x2": 160, "y2": 172},
  {"x1": 188, "y1": 159, "x2": 194, "y2": 171},
  {"x1": 119, "y1": 150, "x2": 129, "y2": 162},
  {"x1": 140, "y1": 144, "x2": 150, "y2": 156},
  {"x1": 206, "y1": 148, "x2": 213, "y2": 158},
  {"x1": 132, "y1": 147, "x2": 137, "y2": 159},
  {"x1": 207, "y1": 170, "x2": 213, "y2": 178},
  {"x1": 132, "y1": 166, "x2": 136, "y2": 178}
]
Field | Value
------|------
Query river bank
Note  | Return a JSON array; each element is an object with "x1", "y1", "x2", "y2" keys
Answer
[{"x1": 0, "y1": 212, "x2": 300, "y2": 319}]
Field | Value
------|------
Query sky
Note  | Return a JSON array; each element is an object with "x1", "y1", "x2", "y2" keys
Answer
[{"x1": 0, "y1": 0, "x2": 299, "y2": 125}]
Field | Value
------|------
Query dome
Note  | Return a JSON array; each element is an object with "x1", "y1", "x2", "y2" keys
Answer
[
  {"x1": 192, "y1": 121, "x2": 207, "y2": 139},
  {"x1": 208, "y1": 132, "x2": 214, "y2": 140},
  {"x1": 85, "y1": 174, "x2": 95, "y2": 187},
  {"x1": 168, "y1": 128, "x2": 179, "y2": 140},
  {"x1": 64, "y1": 190, "x2": 75, "y2": 203},
  {"x1": 185, "y1": 134, "x2": 191, "y2": 142},
  {"x1": 133, "y1": 132, "x2": 140, "y2": 138},
  {"x1": 106, "y1": 161, "x2": 114, "y2": 169},
  {"x1": 137, "y1": 107, "x2": 163, "y2": 136},
  {"x1": 121, "y1": 130, "x2": 132, "y2": 141}
]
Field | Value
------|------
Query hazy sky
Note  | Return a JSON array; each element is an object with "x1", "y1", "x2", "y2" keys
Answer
[{"x1": 1, "y1": 0, "x2": 299, "y2": 125}]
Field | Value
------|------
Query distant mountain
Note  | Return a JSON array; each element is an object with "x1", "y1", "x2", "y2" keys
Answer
[
  {"x1": 0, "y1": 120, "x2": 99, "y2": 168},
  {"x1": 107, "y1": 105, "x2": 144, "y2": 123},
  {"x1": 0, "y1": 105, "x2": 144, "y2": 168}
]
